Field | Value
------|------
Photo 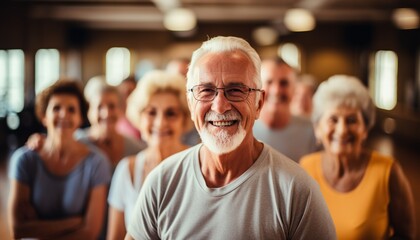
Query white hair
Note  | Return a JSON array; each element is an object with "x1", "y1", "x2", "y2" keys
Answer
[
  {"x1": 83, "y1": 75, "x2": 107, "y2": 102},
  {"x1": 312, "y1": 75, "x2": 375, "y2": 130},
  {"x1": 186, "y1": 36, "x2": 262, "y2": 102}
]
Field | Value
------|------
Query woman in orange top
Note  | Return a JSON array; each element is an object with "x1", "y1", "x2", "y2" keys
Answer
[{"x1": 300, "y1": 75, "x2": 416, "y2": 239}]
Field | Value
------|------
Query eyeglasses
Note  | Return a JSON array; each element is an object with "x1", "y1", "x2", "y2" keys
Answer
[{"x1": 188, "y1": 84, "x2": 263, "y2": 102}]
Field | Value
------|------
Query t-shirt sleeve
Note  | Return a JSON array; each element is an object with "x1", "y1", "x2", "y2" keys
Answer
[
  {"x1": 108, "y1": 158, "x2": 129, "y2": 210},
  {"x1": 8, "y1": 147, "x2": 34, "y2": 184},
  {"x1": 127, "y1": 168, "x2": 159, "y2": 240},
  {"x1": 90, "y1": 152, "x2": 112, "y2": 187},
  {"x1": 288, "y1": 171, "x2": 336, "y2": 239}
]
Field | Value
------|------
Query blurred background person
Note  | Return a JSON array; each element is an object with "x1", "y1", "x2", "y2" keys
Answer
[
  {"x1": 26, "y1": 76, "x2": 146, "y2": 169},
  {"x1": 253, "y1": 58, "x2": 318, "y2": 162},
  {"x1": 78, "y1": 77, "x2": 146, "y2": 168},
  {"x1": 165, "y1": 58, "x2": 190, "y2": 77},
  {"x1": 8, "y1": 79, "x2": 111, "y2": 239},
  {"x1": 116, "y1": 75, "x2": 141, "y2": 140},
  {"x1": 165, "y1": 58, "x2": 201, "y2": 146},
  {"x1": 107, "y1": 70, "x2": 192, "y2": 239},
  {"x1": 290, "y1": 74, "x2": 317, "y2": 119},
  {"x1": 300, "y1": 75, "x2": 416, "y2": 239}
]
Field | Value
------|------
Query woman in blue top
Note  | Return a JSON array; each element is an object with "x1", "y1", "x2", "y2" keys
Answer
[{"x1": 8, "y1": 79, "x2": 112, "y2": 239}]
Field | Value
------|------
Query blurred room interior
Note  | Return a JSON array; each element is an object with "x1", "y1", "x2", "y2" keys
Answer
[{"x1": 0, "y1": 0, "x2": 419, "y2": 239}]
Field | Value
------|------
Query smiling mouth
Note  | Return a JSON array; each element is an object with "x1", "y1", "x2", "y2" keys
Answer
[
  {"x1": 332, "y1": 137, "x2": 354, "y2": 145},
  {"x1": 209, "y1": 120, "x2": 238, "y2": 127}
]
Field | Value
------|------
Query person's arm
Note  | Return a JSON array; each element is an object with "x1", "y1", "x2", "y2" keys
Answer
[
  {"x1": 107, "y1": 156, "x2": 132, "y2": 240},
  {"x1": 8, "y1": 180, "x2": 83, "y2": 239},
  {"x1": 25, "y1": 133, "x2": 46, "y2": 151},
  {"x1": 389, "y1": 161, "x2": 416, "y2": 239},
  {"x1": 107, "y1": 207, "x2": 127, "y2": 240},
  {"x1": 58, "y1": 185, "x2": 108, "y2": 240}
]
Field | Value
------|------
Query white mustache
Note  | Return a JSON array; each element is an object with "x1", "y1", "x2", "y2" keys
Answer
[{"x1": 205, "y1": 110, "x2": 241, "y2": 121}]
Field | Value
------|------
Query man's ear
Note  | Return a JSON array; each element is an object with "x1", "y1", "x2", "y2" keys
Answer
[{"x1": 255, "y1": 90, "x2": 265, "y2": 120}]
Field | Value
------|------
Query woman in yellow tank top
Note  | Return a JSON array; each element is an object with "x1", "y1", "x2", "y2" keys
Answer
[{"x1": 300, "y1": 75, "x2": 416, "y2": 239}]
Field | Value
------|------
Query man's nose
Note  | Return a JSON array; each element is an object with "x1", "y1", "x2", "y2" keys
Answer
[{"x1": 211, "y1": 89, "x2": 232, "y2": 114}]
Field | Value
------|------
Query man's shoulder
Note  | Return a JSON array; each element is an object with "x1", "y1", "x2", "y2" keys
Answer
[
  {"x1": 263, "y1": 145, "x2": 307, "y2": 175},
  {"x1": 261, "y1": 144, "x2": 321, "y2": 193}
]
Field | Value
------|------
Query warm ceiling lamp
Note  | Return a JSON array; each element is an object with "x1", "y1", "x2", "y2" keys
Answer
[
  {"x1": 252, "y1": 27, "x2": 279, "y2": 46},
  {"x1": 163, "y1": 8, "x2": 197, "y2": 32},
  {"x1": 392, "y1": 8, "x2": 419, "y2": 30},
  {"x1": 284, "y1": 8, "x2": 316, "y2": 32}
]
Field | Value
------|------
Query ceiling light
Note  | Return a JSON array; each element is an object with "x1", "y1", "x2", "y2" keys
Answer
[
  {"x1": 163, "y1": 8, "x2": 197, "y2": 32},
  {"x1": 392, "y1": 8, "x2": 419, "y2": 30},
  {"x1": 252, "y1": 27, "x2": 279, "y2": 46},
  {"x1": 284, "y1": 8, "x2": 316, "y2": 32}
]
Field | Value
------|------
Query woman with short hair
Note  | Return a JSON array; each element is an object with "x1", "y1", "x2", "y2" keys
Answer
[
  {"x1": 300, "y1": 75, "x2": 416, "y2": 239},
  {"x1": 8, "y1": 79, "x2": 112, "y2": 239}
]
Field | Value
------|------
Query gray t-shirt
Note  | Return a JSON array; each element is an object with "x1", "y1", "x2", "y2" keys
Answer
[
  {"x1": 8, "y1": 146, "x2": 112, "y2": 219},
  {"x1": 128, "y1": 143, "x2": 336, "y2": 240},
  {"x1": 253, "y1": 116, "x2": 318, "y2": 162}
]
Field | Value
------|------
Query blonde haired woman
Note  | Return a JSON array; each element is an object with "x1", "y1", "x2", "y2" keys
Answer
[{"x1": 107, "y1": 70, "x2": 193, "y2": 240}]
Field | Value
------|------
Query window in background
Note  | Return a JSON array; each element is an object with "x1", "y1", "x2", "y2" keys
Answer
[
  {"x1": 135, "y1": 59, "x2": 156, "y2": 80},
  {"x1": 0, "y1": 49, "x2": 25, "y2": 117},
  {"x1": 106, "y1": 47, "x2": 130, "y2": 86},
  {"x1": 35, "y1": 49, "x2": 60, "y2": 94},
  {"x1": 277, "y1": 43, "x2": 301, "y2": 71},
  {"x1": 369, "y1": 50, "x2": 398, "y2": 110}
]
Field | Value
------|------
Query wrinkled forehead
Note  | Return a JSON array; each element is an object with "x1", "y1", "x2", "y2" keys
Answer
[{"x1": 191, "y1": 51, "x2": 255, "y2": 86}]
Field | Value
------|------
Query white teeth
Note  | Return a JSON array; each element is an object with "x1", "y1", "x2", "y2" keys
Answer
[{"x1": 212, "y1": 121, "x2": 235, "y2": 127}]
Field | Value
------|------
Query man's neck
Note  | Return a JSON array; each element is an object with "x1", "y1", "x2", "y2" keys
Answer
[{"x1": 199, "y1": 138, "x2": 263, "y2": 188}]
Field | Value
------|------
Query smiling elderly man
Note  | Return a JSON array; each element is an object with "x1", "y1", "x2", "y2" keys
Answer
[{"x1": 125, "y1": 36, "x2": 336, "y2": 240}]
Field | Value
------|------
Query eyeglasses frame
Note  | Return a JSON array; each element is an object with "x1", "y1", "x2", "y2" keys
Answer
[{"x1": 188, "y1": 84, "x2": 263, "y2": 102}]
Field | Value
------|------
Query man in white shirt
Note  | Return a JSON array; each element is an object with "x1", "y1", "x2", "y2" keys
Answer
[
  {"x1": 125, "y1": 36, "x2": 335, "y2": 240},
  {"x1": 253, "y1": 58, "x2": 318, "y2": 162}
]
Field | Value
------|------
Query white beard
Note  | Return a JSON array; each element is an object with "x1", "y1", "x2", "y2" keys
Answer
[{"x1": 199, "y1": 110, "x2": 247, "y2": 155}]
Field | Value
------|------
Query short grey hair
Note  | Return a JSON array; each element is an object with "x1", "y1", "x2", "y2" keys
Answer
[
  {"x1": 312, "y1": 75, "x2": 375, "y2": 130},
  {"x1": 186, "y1": 36, "x2": 262, "y2": 99},
  {"x1": 84, "y1": 76, "x2": 123, "y2": 106}
]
